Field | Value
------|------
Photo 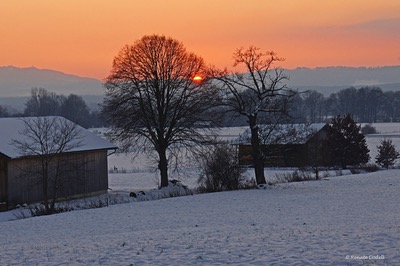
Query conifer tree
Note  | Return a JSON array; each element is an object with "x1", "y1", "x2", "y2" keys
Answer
[
  {"x1": 325, "y1": 114, "x2": 370, "y2": 168},
  {"x1": 376, "y1": 139, "x2": 400, "y2": 168}
]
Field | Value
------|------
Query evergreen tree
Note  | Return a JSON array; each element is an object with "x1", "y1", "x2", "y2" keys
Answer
[
  {"x1": 325, "y1": 114, "x2": 370, "y2": 168},
  {"x1": 376, "y1": 139, "x2": 400, "y2": 168}
]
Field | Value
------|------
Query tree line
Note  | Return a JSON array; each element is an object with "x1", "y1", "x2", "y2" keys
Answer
[
  {"x1": 2, "y1": 85, "x2": 396, "y2": 128},
  {"x1": 0, "y1": 88, "x2": 104, "y2": 128},
  {"x1": 292, "y1": 86, "x2": 400, "y2": 124}
]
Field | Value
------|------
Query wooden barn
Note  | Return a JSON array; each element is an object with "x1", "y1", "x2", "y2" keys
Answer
[
  {"x1": 0, "y1": 117, "x2": 117, "y2": 211},
  {"x1": 236, "y1": 123, "x2": 330, "y2": 167}
]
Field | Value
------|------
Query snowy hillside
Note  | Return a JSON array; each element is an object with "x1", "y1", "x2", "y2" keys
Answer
[{"x1": 1, "y1": 170, "x2": 399, "y2": 265}]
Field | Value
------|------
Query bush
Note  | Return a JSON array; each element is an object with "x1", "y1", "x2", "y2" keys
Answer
[
  {"x1": 363, "y1": 163, "x2": 380, "y2": 172},
  {"x1": 273, "y1": 169, "x2": 315, "y2": 184},
  {"x1": 28, "y1": 204, "x2": 74, "y2": 217},
  {"x1": 197, "y1": 143, "x2": 246, "y2": 193},
  {"x1": 361, "y1": 124, "x2": 377, "y2": 135}
]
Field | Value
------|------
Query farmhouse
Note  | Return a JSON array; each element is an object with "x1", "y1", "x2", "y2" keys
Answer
[
  {"x1": 236, "y1": 123, "x2": 329, "y2": 167},
  {"x1": 0, "y1": 117, "x2": 117, "y2": 211}
]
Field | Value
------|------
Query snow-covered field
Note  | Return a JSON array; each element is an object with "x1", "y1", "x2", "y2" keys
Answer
[
  {"x1": 1, "y1": 170, "x2": 399, "y2": 265},
  {"x1": 1, "y1": 123, "x2": 400, "y2": 265}
]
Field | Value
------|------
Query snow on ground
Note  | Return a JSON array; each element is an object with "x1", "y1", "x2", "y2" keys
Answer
[{"x1": 1, "y1": 170, "x2": 399, "y2": 265}]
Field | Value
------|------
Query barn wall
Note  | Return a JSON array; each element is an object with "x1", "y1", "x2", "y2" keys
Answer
[
  {"x1": 7, "y1": 158, "x2": 43, "y2": 207},
  {"x1": 0, "y1": 156, "x2": 8, "y2": 211},
  {"x1": 237, "y1": 127, "x2": 330, "y2": 167},
  {"x1": 238, "y1": 144, "x2": 310, "y2": 167},
  {"x1": 6, "y1": 150, "x2": 109, "y2": 208},
  {"x1": 238, "y1": 145, "x2": 253, "y2": 166},
  {"x1": 58, "y1": 150, "x2": 109, "y2": 197}
]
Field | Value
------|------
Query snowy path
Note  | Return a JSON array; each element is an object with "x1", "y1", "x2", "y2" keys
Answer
[{"x1": 1, "y1": 170, "x2": 400, "y2": 265}]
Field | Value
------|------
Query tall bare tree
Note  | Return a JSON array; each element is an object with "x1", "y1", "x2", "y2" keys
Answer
[
  {"x1": 24, "y1": 88, "x2": 64, "y2": 116},
  {"x1": 12, "y1": 116, "x2": 82, "y2": 214},
  {"x1": 103, "y1": 35, "x2": 220, "y2": 188},
  {"x1": 210, "y1": 46, "x2": 295, "y2": 185}
]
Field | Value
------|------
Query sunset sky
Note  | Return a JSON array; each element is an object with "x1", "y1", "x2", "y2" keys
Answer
[{"x1": 1, "y1": 0, "x2": 399, "y2": 80}]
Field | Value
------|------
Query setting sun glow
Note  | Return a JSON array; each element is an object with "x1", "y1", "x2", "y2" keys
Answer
[{"x1": 193, "y1": 75, "x2": 203, "y2": 82}]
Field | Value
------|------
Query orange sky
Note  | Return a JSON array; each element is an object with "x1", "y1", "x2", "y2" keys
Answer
[{"x1": 1, "y1": 0, "x2": 399, "y2": 80}]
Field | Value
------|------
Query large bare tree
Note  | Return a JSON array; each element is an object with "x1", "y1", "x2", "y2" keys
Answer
[
  {"x1": 210, "y1": 46, "x2": 295, "y2": 185},
  {"x1": 12, "y1": 116, "x2": 83, "y2": 214},
  {"x1": 103, "y1": 35, "x2": 220, "y2": 188}
]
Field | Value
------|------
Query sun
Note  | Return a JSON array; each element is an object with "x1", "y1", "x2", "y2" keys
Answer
[{"x1": 193, "y1": 75, "x2": 203, "y2": 82}]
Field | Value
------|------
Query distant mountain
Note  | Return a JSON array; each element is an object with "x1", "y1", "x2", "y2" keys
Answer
[
  {"x1": 1, "y1": 65, "x2": 400, "y2": 112},
  {"x1": 0, "y1": 66, "x2": 105, "y2": 97},
  {"x1": 285, "y1": 66, "x2": 400, "y2": 96},
  {"x1": 0, "y1": 66, "x2": 106, "y2": 113}
]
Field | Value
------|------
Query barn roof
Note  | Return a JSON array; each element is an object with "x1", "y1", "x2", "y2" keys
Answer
[
  {"x1": 234, "y1": 123, "x2": 328, "y2": 145},
  {"x1": 0, "y1": 116, "x2": 117, "y2": 159}
]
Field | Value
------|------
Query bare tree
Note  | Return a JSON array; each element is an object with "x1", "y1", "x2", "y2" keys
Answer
[
  {"x1": 12, "y1": 116, "x2": 83, "y2": 214},
  {"x1": 303, "y1": 90, "x2": 325, "y2": 123},
  {"x1": 102, "y1": 35, "x2": 220, "y2": 188},
  {"x1": 61, "y1": 94, "x2": 91, "y2": 128},
  {"x1": 210, "y1": 46, "x2": 295, "y2": 185},
  {"x1": 24, "y1": 88, "x2": 65, "y2": 116}
]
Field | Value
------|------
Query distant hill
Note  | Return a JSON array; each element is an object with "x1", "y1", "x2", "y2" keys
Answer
[
  {"x1": 0, "y1": 66, "x2": 105, "y2": 97},
  {"x1": 0, "y1": 66, "x2": 106, "y2": 113},
  {"x1": 1, "y1": 65, "x2": 400, "y2": 112},
  {"x1": 285, "y1": 66, "x2": 400, "y2": 96}
]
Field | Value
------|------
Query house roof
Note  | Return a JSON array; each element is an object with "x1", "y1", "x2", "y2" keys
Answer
[
  {"x1": 234, "y1": 123, "x2": 328, "y2": 145},
  {"x1": 0, "y1": 116, "x2": 117, "y2": 159}
]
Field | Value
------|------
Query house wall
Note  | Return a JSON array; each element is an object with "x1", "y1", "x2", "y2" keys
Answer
[{"x1": 6, "y1": 150, "x2": 109, "y2": 208}]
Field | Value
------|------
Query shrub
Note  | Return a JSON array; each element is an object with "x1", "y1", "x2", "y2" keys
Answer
[
  {"x1": 363, "y1": 163, "x2": 380, "y2": 172},
  {"x1": 273, "y1": 169, "x2": 315, "y2": 184},
  {"x1": 361, "y1": 124, "x2": 377, "y2": 135},
  {"x1": 197, "y1": 143, "x2": 246, "y2": 193},
  {"x1": 28, "y1": 204, "x2": 73, "y2": 217}
]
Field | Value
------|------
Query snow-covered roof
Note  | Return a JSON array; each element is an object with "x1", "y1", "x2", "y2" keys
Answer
[
  {"x1": 0, "y1": 116, "x2": 117, "y2": 159},
  {"x1": 234, "y1": 123, "x2": 328, "y2": 145}
]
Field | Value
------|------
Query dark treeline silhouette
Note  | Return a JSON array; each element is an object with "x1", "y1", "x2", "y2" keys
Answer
[
  {"x1": 290, "y1": 86, "x2": 400, "y2": 124},
  {"x1": 1, "y1": 86, "x2": 399, "y2": 127},
  {"x1": 0, "y1": 88, "x2": 105, "y2": 128},
  {"x1": 212, "y1": 86, "x2": 400, "y2": 125}
]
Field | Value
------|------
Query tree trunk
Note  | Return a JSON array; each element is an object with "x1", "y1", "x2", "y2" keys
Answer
[
  {"x1": 249, "y1": 116, "x2": 266, "y2": 185},
  {"x1": 42, "y1": 160, "x2": 50, "y2": 213},
  {"x1": 158, "y1": 147, "x2": 169, "y2": 188}
]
